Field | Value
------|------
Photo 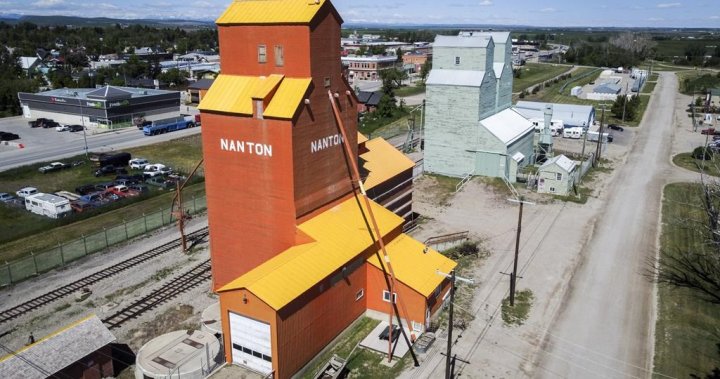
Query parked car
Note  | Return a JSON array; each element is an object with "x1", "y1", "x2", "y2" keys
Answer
[
  {"x1": 42, "y1": 120, "x2": 59, "y2": 129},
  {"x1": 0, "y1": 192, "x2": 15, "y2": 202},
  {"x1": 94, "y1": 182, "x2": 117, "y2": 192},
  {"x1": 143, "y1": 163, "x2": 169, "y2": 177},
  {"x1": 129, "y1": 158, "x2": 149, "y2": 170},
  {"x1": 0, "y1": 131, "x2": 20, "y2": 141},
  {"x1": 55, "y1": 124, "x2": 70, "y2": 132},
  {"x1": 94, "y1": 165, "x2": 128, "y2": 177},
  {"x1": 70, "y1": 201, "x2": 94, "y2": 213},
  {"x1": 114, "y1": 176, "x2": 143, "y2": 186},
  {"x1": 146, "y1": 176, "x2": 175, "y2": 189},
  {"x1": 107, "y1": 185, "x2": 140, "y2": 197},
  {"x1": 701, "y1": 128, "x2": 719, "y2": 135},
  {"x1": 607, "y1": 133, "x2": 614, "y2": 143},
  {"x1": 38, "y1": 161, "x2": 70, "y2": 174},
  {"x1": 75, "y1": 184, "x2": 98, "y2": 195},
  {"x1": 607, "y1": 124, "x2": 624, "y2": 132},
  {"x1": 68, "y1": 124, "x2": 85, "y2": 132},
  {"x1": 129, "y1": 184, "x2": 150, "y2": 194},
  {"x1": 31, "y1": 118, "x2": 52, "y2": 128},
  {"x1": 16, "y1": 187, "x2": 38, "y2": 198}
]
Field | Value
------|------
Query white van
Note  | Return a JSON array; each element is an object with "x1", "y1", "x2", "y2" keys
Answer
[{"x1": 16, "y1": 187, "x2": 38, "y2": 198}]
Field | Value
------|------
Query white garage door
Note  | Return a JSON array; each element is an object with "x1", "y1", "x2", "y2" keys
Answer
[{"x1": 229, "y1": 312, "x2": 273, "y2": 375}]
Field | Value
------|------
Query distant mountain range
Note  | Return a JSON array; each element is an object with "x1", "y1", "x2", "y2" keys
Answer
[{"x1": 0, "y1": 14, "x2": 214, "y2": 28}]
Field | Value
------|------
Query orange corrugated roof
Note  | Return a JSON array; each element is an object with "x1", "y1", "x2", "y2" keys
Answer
[
  {"x1": 367, "y1": 234, "x2": 457, "y2": 297},
  {"x1": 218, "y1": 196, "x2": 404, "y2": 310},
  {"x1": 361, "y1": 137, "x2": 415, "y2": 189},
  {"x1": 199, "y1": 74, "x2": 310, "y2": 120},
  {"x1": 264, "y1": 78, "x2": 311, "y2": 119},
  {"x1": 217, "y1": 0, "x2": 327, "y2": 25}
]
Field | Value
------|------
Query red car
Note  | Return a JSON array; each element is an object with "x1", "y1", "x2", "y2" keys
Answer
[{"x1": 701, "y1": 128, "x2": 718, "y2": 135}]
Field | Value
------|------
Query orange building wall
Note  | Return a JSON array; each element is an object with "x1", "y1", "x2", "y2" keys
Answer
[
  {"x1": 218, "y1": 24, "x2": 311, "y2": 77},
  {"x1": 219, "y1": 290, "x2": 279, "y2": 370},
  {"x1": 365, "y1": 263, "x2": 428, "y2": 328},
  {"x1": 274, "y1": 262, "x2": 367, "y2": 378},
  {"x1": 292, "y1": 5, "x2": 358, "y2": 217},
  {"x1": 202, "y1": 112, "x2": 298, "y2": 290}
]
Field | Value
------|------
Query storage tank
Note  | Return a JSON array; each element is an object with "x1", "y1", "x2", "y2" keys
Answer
[{"x1": 135, "y1": 329, "x2": 222, "y2": 379}]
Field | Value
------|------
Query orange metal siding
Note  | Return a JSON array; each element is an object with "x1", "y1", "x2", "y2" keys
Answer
[
  {"x1": 274, "y1": 263, "x2": 367, "y2": 378},
  {"x1": 218, "y1": 25, "x2": 311, "y2": 78},
  {"x1": 202, "y1": 112, "x2": 298, "y2": 290},
  {"x1": 365, "y1": 263, "x2": 428, "y2": 327},
  {"x1": 292, "y1": 5, "x2": 357, "y2": 217}
]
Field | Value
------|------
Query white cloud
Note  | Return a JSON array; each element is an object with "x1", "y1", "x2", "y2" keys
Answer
[
  {"x1": 648, "y1": 17, "x2": 664, "y2": 21},
  {"x1": 479, "y1": 0, "x2": 493, "y2": 5},
  {"x1": 540, "y1": 7, "x2": 555, "y2": 12},
  {"x1": 32, "y1": 0, "x2": 64, "y2": 7},
  {"x1": 656, "y1": 2, "x2": 681, "y2": 8},
  {"x1": 710, "y1": 15, "x2": 719, "y2": 19}
]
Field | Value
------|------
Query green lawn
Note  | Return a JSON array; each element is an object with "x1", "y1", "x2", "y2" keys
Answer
[
  {"x1": 300, "y1": 317, "x2": 411, "y2": 379},
  {"x1": 654, "y1": 183, "x2": 720, "y2": 378},
  {"x1": 0, "y1": 135, "x2": 206, "y2": 262},
  {"x1": 512, "y1": 63, "x2": 573, "y2": 93},
  {"x1": 672, "y1": 152, "x2": 720, "y2": 177},
  {"x1": 395, "y1": 84, "x2": 426, "y2": 97},
  {"x1": 642, "y1": 82, "x2": 657, "y2": 94}
]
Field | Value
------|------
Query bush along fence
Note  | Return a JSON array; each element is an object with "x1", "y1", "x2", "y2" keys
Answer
[{"x1": 0, "y1": 195, "x2": 208, "y2": 287}]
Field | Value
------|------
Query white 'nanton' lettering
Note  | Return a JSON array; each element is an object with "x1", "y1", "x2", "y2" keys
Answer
[
  {"x1": 220, "y1": 138, "x2": 272, "y2": 157},
  {"x1": 310, "y1": 134, "x2": 344, "y2": 154}
]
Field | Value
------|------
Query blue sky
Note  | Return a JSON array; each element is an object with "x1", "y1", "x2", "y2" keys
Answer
[{"x1": 1, "y1": 0, "x2": 719, "y2": 28}]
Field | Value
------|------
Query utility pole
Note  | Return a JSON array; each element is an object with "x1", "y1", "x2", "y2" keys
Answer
[
  {"x1": 506, "y1": 197, "x2": 534, "y2": 306},
  {"x1": 621, "y1": 82, "x2": 629, "y2": 123},
  {"x1": 437, "y1": 269, "x2": 474, "y2": 379},
  {"x1": 594, "y1": 105, "x2": 606, "y2": 167},
  {"x1": 578, "y1": 128, "x2": 589, "y2": 183}
]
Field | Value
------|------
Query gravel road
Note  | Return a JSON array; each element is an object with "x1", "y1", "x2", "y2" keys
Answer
[{"x1": 537, "y1": 72, "x2": 678, "y2": 378}]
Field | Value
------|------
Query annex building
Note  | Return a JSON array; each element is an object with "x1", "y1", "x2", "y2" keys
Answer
[
  {"x1": 198, "y1": 1, "x2": 456, "y2": 378},
  {"x1": 18, "y1": 86, "x2": 180, "y2": 129},
  {"x1": 424, "y1": 31, "x2": 535, "y2": 182}
]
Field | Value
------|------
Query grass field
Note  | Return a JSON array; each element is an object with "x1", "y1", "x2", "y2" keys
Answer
[
  {"x1": 0, "y1": 135, "x2": 206, "y2": 262},
  {"x1": 642, "y1": 82, "x2": 657, "y2": 94},
  {"x1": 672, "y1": 152, "x2": 720, "y2": 177},
  {"x1": 654, "y1": 183, "x2": 720, "y2": 378},
  {"x1": 512, "y1": 63, "x2": 573, "y2": 93},
  {"x1": 676, "y1": 70, "x2": 720, "y2": 95}
]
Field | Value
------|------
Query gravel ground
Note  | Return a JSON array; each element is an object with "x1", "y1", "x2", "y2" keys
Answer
[{"x1": 0, "y1": 215, "x2": 215, "y2": 354}]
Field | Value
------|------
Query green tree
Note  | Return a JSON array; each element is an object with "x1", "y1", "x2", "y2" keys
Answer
[
  {"x1": 379, "y1": 67, "x2": 408, "y2": 91},
  {"x1": 158, "y1": 68, "x2": 189, "y2": 87},
  {"x1": 420, "y1": 59, "x2": 432, "y2": 83},
  {"x1": 376, "y1": 93, "x2": 396, "y2": 118}
]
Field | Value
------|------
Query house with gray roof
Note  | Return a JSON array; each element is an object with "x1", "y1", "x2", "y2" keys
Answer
[
  {"x1": 515, "y1": 101, "x2": 595, "y2": 128},
  {"x1": 537, "y1": 154, "x2": 577, "y2": 196}
]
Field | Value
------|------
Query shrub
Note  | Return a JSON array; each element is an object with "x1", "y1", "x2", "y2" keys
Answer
[{"x1": 692, "y1": 146, "x2": 714, "y2": 160}]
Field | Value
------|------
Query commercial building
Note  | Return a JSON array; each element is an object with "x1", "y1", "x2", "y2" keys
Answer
[
  {"x1": 341, "y1": 55, "x2": 397, "y2": 82},
  {"x1": 198, "y1": 1, "x2": 455, "y2": 377},
  {"x1": 402, "y1": 51, "x2": 431, "y2": 73},
  {"x1": 515, "y1": 101, "x2": 595, "y2": 129},
  {"x1": 18, "y1": 85, "x2": 180, "y2": 129},
  {"x1": 424, "y1": 31, "x2": 534, "y2": 182}
]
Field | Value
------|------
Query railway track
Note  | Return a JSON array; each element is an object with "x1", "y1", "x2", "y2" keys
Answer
[
  {"x1": 0, "y1": 227, "x2": 209, "y2": 325},
  {"x1": 102, "y1": 259, "x2": 211, "y2": 329}
]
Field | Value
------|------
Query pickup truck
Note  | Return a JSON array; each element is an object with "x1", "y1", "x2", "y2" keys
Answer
[{"x1": 38, "y1": 162, "x2": 70, "y2": 174}]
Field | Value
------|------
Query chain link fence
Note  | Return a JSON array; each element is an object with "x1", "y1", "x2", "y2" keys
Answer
[{"x1": 0, "y1": 195, "x2": 207, "y2": 287}]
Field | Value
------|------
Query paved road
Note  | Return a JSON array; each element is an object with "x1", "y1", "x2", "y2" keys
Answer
[
  {"x1": 0, "y1": 116, "x2": 201, "y2": 171},
  {"x1": 537, "y1": 72, "x2": 677, "y2": 377}
]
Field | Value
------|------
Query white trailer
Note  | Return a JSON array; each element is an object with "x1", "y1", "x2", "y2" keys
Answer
[
  {"x1": 586, "y1": 131, "x2": 611, "y2": 143},
  {"x1": 563, "y1": 127, "x2": 583, "y2": 139},
  {"x1": 24, "y1": 193, "x2": 72, "y2": 218}
]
